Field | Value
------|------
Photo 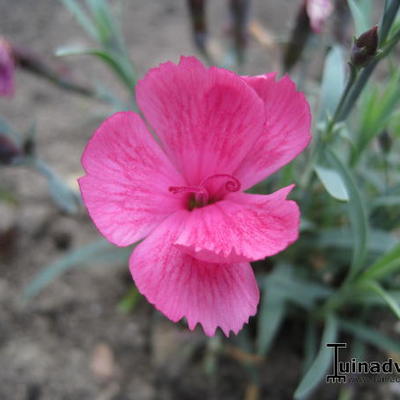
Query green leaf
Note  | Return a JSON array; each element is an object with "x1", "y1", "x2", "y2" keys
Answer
[
  {"x1": 349, "y1": 289, "x2": 400, "y2": 305},
  {"x1": 48, "y1": 178, "x2": 79, "y2": 214},
  {"x1": 371, "y1": 195, "x2": 400, "y2": 209},
  {"x1": 32, "y1": 158, "x2": 80, "y2": 214},
  {"x1": 339, "y1": 319, "x2": 400, "y2": 354},
  {"x1": 85, "y1": 0, "x2": 113, "y2": 44},
  {"x1": 318, "y1": 46, "x2": 345, "y2": 122},
  {"x1": 380, "y1": 0, "x2": 400, "y2": 45},
  {"x1": 361, "y1": 281, "x2": 400, "y2": 319},
  {"x1": 56, "y1": 45, "x2": 135, "y2": 89},
  {"x1": 283, "y1": 279, "x2": 333, "y2": 310},
  {"x1": 303, "y1": 319, "x2": 318, "y2": 372},
  {"x1": 256, "y1": 265, "x2": 333, "y2": 356},
  {"x1": 24, "y1": 240, "x2": 132, "y2": 299},
  {"x1": 351, "y1": 337, "x2": 367, "y2": 360},
  {"x1": 325, "y1": 149, "x2": 368, "y2": 277},
  {"x1": 361, "y1": 242, "x2": 400, "y2": 281},
  {"x1": 348, "y1": 0, "x2": 370, "y2": 36},
  {"x1": 313, "y1": 228, "x2": 395, "y2": 254},
  {"x1": 264, "y1": 264, "x2": 333, "y2": 304},
  {"x1": 353, "y1": 71, "x2": 400, "y2": 163},
  {"x1": 86, "y1": 0, "x2": 126, "y2": 51},
  {"x1": 257, "y1": 274, "x2": 286, "y2": 355},
  {"x1": 60, "y1": 0, "x2": 98, "y2": 40},
  {"x1": 315, "y1": 164, "x2": 349, "y2": 201},
  {"x1": 294, "y1": 315, "x2": 338, "y2": 399},
  {"x1": 85, "y1": 0, "x2": 126, "y2": 52}
]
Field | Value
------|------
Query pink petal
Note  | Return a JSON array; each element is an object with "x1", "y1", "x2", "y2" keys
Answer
[
  {"x1": 236, "y1": 74, "x2": 312, "y2": 189},
  {"x1": 130, "y1": 211, "x2": 259, "y2": 336},
  {"x1": 79, "y1": 111, "x2": 185, "y2": 246},
  {"x1": 175, "y1": 185, "x2": 300, "y2": 263},
  {"x1": 136, "y1": 56, "x2": 264, "y2": 185}
]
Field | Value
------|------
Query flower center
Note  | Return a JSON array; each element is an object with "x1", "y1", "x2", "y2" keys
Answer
[{"x1": 169, "y1": 174, "x2": 241, "y2": 210}]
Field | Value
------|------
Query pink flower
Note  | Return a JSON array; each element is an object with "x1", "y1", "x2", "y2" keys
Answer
[
  {"x1": 306, "y1": 0, "x2": 333, "y2": 33},
  {"x1": 79, "y1": 56, "x2": 311, "y2": 336},
  {"x1": 0, "y1": 38, "x2": 15, "y2": 97}
]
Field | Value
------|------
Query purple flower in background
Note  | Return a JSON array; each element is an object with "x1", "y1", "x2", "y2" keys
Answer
[
  {"x1": 306, "y1": 0, "x2": 333, "y2": 33},
  {"x1": 0, "y1": 38, "x2": 15, "y2": 97}
]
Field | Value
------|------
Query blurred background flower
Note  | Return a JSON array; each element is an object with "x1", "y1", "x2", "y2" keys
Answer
[
  {"x1": 306, "y1": 0, "x2": 334, "y2": 33},
  {"x1": 0, "y1": 37, "x2": 15, "y2": 97}
]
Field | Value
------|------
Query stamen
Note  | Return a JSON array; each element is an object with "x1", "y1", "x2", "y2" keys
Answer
[
  {"x1": 169, "y1": 174, "x2": 241, "y2": 210},
  {"x1": 169, "y1": 186, "x2": 205, "y2": 195},
  {"x1": 200, "y1": 174, "x2": 241, "y2": 193},
  {"x1": 169, "y1": 185, "x2": 209, "y2": 206}
]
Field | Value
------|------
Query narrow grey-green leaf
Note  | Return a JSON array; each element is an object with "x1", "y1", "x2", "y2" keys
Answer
[
  {"x1": 303, "y1": 319, "x2": 318, "y2": 372},
  {"x1": 354, "y1": 71, "x2": 400, "y2": 164},
  {"x1": 48, "y1": 176, "x2": 80, "y2": 214},
  {"x1": 315, "y1": 164, "x2": 349, "y2": 201},
  {"x1": 280, "y1": 279, "x2": 333, "y2": 310},
  {"x1": 86, "y1": 0, "x2": 113, "y2": 44},
  {"x1": 371, "y1": 195, "x2": 400, "y2": 209},
  {"x1": 294, "y1": 314, "x2": 338, "y2": 399},
  {"x1": 360, "y1": 242, "x2": 400, "y2": 281},
  {"x1": 23, "y1": 240, "x2": 131, "y2": 299},
  {"x1": 56, "y1": 46, "x2": 135, "y2": 89},
  {"x1": 60, "y1": 0, "x2": 98, "y2": 39},
  {"x1": 257, "y1": 264, "x2": 333, "y2": 313},
  {"x1": 339, "y1": 319, "x2": 400, "y2": 354},
  {"x1": 380, "y1": 0, "x2": 400, "y2": 44},
  {"x1": 349, "y1": 289, "x2": 400, "y2": 306},
  {"x1": 256, "y1": 278, "x2": 286, "y2": 355},
  {"x1": 325, "y1": 149, "x2": 368, "y2": 277},
  {"x1": 318, "y1": 46, "x2": 345, "y2": 121},
  {"x1": 313, "y1": 228, "x2": 395, "y2": 254},
  {"x1": 32, "y1": 158, "x2": 80, "y2": 214},
  {"x1": 361, "y1": 281, "x2": 400, "y2": 319}
]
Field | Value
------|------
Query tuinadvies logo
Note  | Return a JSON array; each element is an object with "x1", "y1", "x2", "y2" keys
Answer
[{"x1": 326, "y1": 343, "x2": 400, "y2": 384}]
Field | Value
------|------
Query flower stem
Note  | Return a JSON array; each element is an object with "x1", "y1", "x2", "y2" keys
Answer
[
  {"x1": 326, "y1": 63, "x2": 358, "y2": 137},
  {"x1": 379, "y1": 0, "x2": 400, "y2": 46},
  {"x1": 308, "y1": 2, "x2": 400, "y2": 320},
  {"x1": 300, "y1": 64, "x2": 357, "y2": 191},
  {"x1": 336, "y1": 4, "x2": 400, "y2": 122},
  {"x1": 337, "y1": 60, "x2": 377, "y2": 122}
]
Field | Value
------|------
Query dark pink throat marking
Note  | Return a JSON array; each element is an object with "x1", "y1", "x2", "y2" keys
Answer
[{"x1": 169, "y1": 174, "x2": 241, "y2": 210}]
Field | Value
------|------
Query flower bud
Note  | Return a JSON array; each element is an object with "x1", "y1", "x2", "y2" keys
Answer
[
  {"x1": 0, "y1": 133, "x2": 21, "y2": 165},
  {"x1": 0, "y1": 37, "x2": 15, "y2": 97},
  {"x1": 351, "y1": 26, "x2": 378, "y2": 67}
]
